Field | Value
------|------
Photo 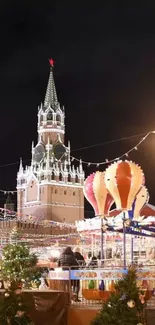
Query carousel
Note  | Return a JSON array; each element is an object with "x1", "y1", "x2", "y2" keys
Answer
[
  {"x1": 71, "y1": 160, "x2": 155, "y2": 301},
  {"x1": 77, "y1": 160, "x2": 155, "y2": 265}
]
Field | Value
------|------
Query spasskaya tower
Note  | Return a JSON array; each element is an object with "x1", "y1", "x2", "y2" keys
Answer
[{"x1": 17, "y1": 59, "x2": 84, "y2": 223}]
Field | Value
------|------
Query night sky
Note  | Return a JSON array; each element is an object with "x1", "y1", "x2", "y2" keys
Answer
[{"x1": 1, "y1": 3, "x2": 155, "y2": 208}]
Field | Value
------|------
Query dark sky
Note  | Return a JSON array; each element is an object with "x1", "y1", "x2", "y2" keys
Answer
[{"x1": 1, "y1": 2, "x2": 155, "y2": 207}]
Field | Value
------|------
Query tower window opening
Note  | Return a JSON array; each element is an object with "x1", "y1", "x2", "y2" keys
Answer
[
  {"x1": 59, "y1": 173, "x2": 63, "y2": 181},
  {"x1": 47, "y1": 111, "x2": 53, "y2": 121},
  {"x1": 75, "y1": 175, "x2": 79, "y2": 183},
  {"x1": 56, "y1": 114, "x2": 61, "y2": 125},
  {"x1": 73, "y1": 191, "x2": 75, "y2": 196},
  {"x1": 40, "y1": 114, "x2": 43, "y2": 122},
  {"x1": 68, "y1": 174, "x2": 71, "y2": 182},
  {"x1": 64, "y1": 190, "x2": 67, "y2": 195},
  {"x1": 55, "y1": 189, "x2": 58, "y2": 194},
  {"x1": 52, "y1": 172, "x2": 55, "y2": 180}
]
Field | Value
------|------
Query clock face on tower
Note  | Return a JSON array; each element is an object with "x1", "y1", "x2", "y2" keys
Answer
[
  {"x1": 33, "y1": 143, "x2": 45, "y2": 163},
  {"x1": 53, "y1": 142, "x2": 66, "y2": 161}
]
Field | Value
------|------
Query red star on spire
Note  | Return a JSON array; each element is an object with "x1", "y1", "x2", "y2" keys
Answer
[{"x1": 49, "y1": 58, "x2": 54, "y2": 67}]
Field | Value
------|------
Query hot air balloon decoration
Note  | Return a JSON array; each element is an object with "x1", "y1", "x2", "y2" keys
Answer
[
  {"x1": 104, "y1": 160, "x2": 144, "y2": 211},
  {"x1": 83, "y1": 173, "x2": 99, "y2": 216},
  {"x1": 83, "y1": 171, "x2": 114, "y2": 260},
  {"x1": 104, "y1": 160, "x2": 145, "y2": 268},
  {"x1": 131, "y1": 186, "x2": 149, "y2": 221},
  {"x1": 83, "y1": 171, "x2": 114, "y2": 217}
]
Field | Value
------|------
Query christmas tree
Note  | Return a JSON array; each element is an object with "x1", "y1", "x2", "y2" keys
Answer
[
  {"x1": 10, "y1": 226, "x2": 22, "y2": 244},
  {"x1": 91, "y1": 267, "x2": 146, "y2": 325},
  {"x1": 1, "y1": 243, "x2": 41, "y2": 288},
  {"x1": 0, "y1": 282, "x2": 34, "y2": 325},
  {"x1": 0, "y1": 243, "x2": 42, "y2": 324}
]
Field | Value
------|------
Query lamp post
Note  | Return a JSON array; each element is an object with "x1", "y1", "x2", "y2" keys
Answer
[
  {"x1": 101, "y1": 217, "x2": 104, "y2": 260},
  {"x1": 131, "y1": 236, "x2": 134, "y2": 264},
  {"x1": 101, "y1": 217, "x2": 108, "y2": 261},
  {"x1": 122, "y1": 213, "x2": 131, "y2": 269},
  {"x1": 123, "y1": 212, "x2": 126, "y2": 269}
]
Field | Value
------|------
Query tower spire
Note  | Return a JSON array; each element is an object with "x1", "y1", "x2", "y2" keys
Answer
[
  {"x1": 44, "y1": 59, "x2": 58, "y2": 109},
  {"x1": 18, "y1": 158, "x2": 23, "y2": 174}
]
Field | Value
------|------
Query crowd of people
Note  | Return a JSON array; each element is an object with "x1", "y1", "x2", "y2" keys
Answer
[
  {"x1": 56, "y1": 246, "x2": 99, "y2": 301},
  {"x1": 58, "y1": 246, "x2": 99, "y2": 268}
]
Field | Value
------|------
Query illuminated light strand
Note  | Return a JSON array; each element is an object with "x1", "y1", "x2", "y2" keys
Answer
[
  {"x1": 71, "y1": 131, "x2": 154, "y2": 166},
  {"x1": 21, "y1": 233, "x2": 78, "y2": 238},
  {"x1": 0, "y1": 190, "x2": 16, "y2": 194},
  {"x1": 0, "y1": 131, "x2": 153, "y2": 194},
  {"x1": 0, "y1": 209, "x2": 76, "y2": 228},
  {"x1": 0, "y1": 233, "x2": 78, "y2": 240}
]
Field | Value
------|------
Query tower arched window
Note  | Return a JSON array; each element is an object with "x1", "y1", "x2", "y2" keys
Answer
[
  {"x1": 41, "y1": 175, "x2": 44, "y2": 181},
  {"x1": 75, "y1": 175, "x2": 79, "y2": 183},
  {"x1": 47, "y1": 111, "x2": 53, "y2": 122},
  {"x1": 68, "y1": 174, "x2": 71, "y2": 182},
  {"x1": 40, "y1": 114, "x2": 43, "y2": 123},
  {"x1": 52, "y1": 172, "x2": 55, "y2": 180},
  {"x1": 59, "y1": 173, "x2": 63, "y2": 181},
  {"x1": 56, "y1": 114, "x2": 61, "y2": 125}
]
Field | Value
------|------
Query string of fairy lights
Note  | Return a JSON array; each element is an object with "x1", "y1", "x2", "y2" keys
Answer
[
  {"x1": 70, "y1": 130, "x2": 154, "y2": 166},
  {"x1": 0, "y1": 129, "x2": 154, "y2": 195}
]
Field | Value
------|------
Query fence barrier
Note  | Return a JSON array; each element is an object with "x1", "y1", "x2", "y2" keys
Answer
[{"x1": 47, "y1": 264, "x2": 155, "y2": 306}]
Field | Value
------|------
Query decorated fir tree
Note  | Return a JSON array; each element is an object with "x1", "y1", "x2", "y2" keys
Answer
[
  {"x1": 0, "y1": 243, "x2": 42, "y2": 324},
  {"x1": 91, "y1": 267, "x2": 146, "y2": 325},
  {"x1": 0, "y1": 283, "x2": 34, "y2": 325},
  {"x1": 1, "y1": 243, "x2": 41, "y2": 288},
  {"x1": 10, "y1": 226, "x2": 22, "y2": 244}
]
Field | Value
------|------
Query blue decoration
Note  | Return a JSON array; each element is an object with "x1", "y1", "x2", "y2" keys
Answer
[
  {"x1": 128, "y1": 199, "x2": 136, "y2": 220},
  {"x1": 120, "y1": 294, "x2": 127, "y2": 301},
  {"x1": 99, "y1": 280, "x2": 105, "y2": 291}
]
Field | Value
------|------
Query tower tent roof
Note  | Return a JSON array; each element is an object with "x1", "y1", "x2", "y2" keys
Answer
[{"x1": 44, "y1": 59, "x2": 58, "y2": 109}]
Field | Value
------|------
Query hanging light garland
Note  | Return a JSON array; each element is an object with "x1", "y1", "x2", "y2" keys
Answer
[
  {"x1": 0, "y1": 130, "x2": 153, "y2": 195},
  {"x1": 70, "y1": 131, "x2": 154, "y2": 166}
]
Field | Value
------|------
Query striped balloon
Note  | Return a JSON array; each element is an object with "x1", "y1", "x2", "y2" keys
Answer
[
  {"x1": 83, "y1": 172, "x2": 114, "y2": 216},
  {"x1": 83, "y1": 173, "x2": 99, "y2": 215},
  {"x1": 133, "y1": 186, "x2": 149, "y2": 220},
  {"x1": 104, "y1": 160, "x2": 144, "y2": 210},
  {"x1": 93, "y1": 171, "x2": 114, "y2": 216}
]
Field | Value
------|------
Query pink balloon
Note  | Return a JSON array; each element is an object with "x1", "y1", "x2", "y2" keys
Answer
[
  {"x1": 104, "y1": 192, "x2": 114, "y2": 215},
  {"x1": 83, "y1": 173, "x2": 99, "y2": 215}
]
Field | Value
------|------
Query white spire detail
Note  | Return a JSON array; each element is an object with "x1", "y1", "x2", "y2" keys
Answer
[
  {"x1": 64, "y1": 160, "x2": 68, "y2": 172},
  {"x1": 46, "y1": 137, "x2": 50, "y2": 170},
  {"x1": 67, "y1": 140, "x2": 71, "y2": 164},
  {"x1": 31, "y1": 141, "x2": 34, "y2": 166},
  {"x1": 18, "y1": 158, "x2": 23, "y2": 174},
  {"x1": 79, "y1": 159, "x2": 83, "y2": 173},
  {"x1": 44, "y1": 62, "x2": 58, "y2": 109},
  {"x1": 57, "y1": 133, "x2": 62, "y2": 143}
]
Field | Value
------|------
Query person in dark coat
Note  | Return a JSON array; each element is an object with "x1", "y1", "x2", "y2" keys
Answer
[
  {"x1": 73, "y1": 247, "x2": 85, "y2": 266},
  {"x1": 58, "y1": 246, "x2": 79, "y2": 269},
  {"x1": 88, "y1": 256, "x2": 98, "y2": 268},
  {"x1": 58, "y1": 247, "x2": 80, "y2": 301}
]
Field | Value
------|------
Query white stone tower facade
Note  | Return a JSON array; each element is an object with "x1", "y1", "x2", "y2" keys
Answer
[{"x1": 17, "y1": 59, "x2": 84, "y2": 223}]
